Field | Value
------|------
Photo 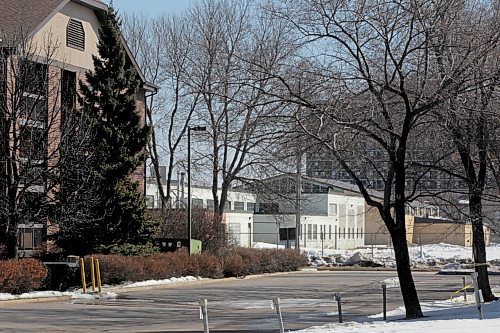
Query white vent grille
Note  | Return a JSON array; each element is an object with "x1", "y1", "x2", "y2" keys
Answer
[{"x1": 67, "y1": 19, "x2": 85, "y2": 50}]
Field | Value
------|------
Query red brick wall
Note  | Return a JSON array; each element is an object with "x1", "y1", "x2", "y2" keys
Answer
[{"x1": 130, "y1": 87, "x2": 147, "y2": 193}]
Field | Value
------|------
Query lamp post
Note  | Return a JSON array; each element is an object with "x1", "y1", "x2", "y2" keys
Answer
[{"x1": 187, "y1": 125, "x2": 206, "y2": 255}]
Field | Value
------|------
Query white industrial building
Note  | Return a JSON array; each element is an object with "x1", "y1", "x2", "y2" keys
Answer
[{"x1": 145, "y1": 174, "x2": 367, "y2": 250}]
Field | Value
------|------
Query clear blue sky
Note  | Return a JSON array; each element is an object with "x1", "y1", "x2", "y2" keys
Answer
[{"x1": 111, "y1": 0, "x2": 196, "y2": 17}]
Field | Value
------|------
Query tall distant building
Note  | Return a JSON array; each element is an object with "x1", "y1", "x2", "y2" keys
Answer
[{"x1": 305, "y1": 148, "x2": 468, "y2": 191}]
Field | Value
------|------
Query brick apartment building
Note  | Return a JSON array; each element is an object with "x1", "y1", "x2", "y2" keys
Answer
[{"x1": 0, "y1": 0, "x2": 156, "y2": 255}]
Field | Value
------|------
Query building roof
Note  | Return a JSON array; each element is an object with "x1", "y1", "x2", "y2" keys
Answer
[
  {"x1": 0, "y1": 0, "x2": 156, "y2": 92},
  {"x1": 305, "y1": 175, "x2": 385, "y2": 199},
  {"x1": 0, "y1": 0, "x2": 106, "y2": 44}
]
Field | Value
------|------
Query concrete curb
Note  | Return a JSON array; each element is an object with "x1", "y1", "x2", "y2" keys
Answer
[
  {"x1": 316, "y1": 266, "x2": 440, "y2": 272},
  {"x1": 438, "y1": 270, "x2": 500, "y2": 275},
  {"x1": 0, "y1": 295, "x2": 72, "y2": 307}
]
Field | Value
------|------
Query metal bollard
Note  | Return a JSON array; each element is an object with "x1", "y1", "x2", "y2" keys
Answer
[
  {"x1": 470, "y1": 272, "x2": 483, "y2": 320},
  {"x1": 382, "y1": 283, "x2": 387, "y2": 321},
  {"x1": 272, "y1": 298, "x2": 285, "y2": 333},
  {"x1": 335, "y1": 292, "x2": 343, "y2": 323},
  {"x1": 462, "y1": 276, "x2": 467, "y2": 301},
  {"x1": 199, "y1": 299, "x2": 209, "y2": 333}
]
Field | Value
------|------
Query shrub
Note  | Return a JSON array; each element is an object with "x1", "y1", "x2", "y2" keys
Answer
[
  {"x1": 222, "y1": 254, "x2": 244, "y2": 277},
  {"x1": 96, "y1": 255, "x2": 147, "y2": 285},
  {"x1": 97, "y1": 251, "x2": 223, "y2": 285},
  {"x1": 231, "y1": 248, "x2": 307, "y2": 276},
  {"x1": 194, "y1": 254, "x2": 223, "y2": 278},
  {"x1": 0, "y1": 258, "x2": 48, "y2": 294}
]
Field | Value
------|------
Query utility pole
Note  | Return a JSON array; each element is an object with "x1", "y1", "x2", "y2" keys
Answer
[
  {"x1": 295, "y1": 149, "x2": 301, "y2": 251},
  {"x1": 187, "y1": 125, "x2": 206, "y2": 255}
]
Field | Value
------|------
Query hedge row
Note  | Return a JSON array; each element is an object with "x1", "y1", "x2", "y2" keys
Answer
[
  {"x1": 222, "y1": 248, "x2": 308, "y2": 277},
  {"x1": 0, "y1": 258, "x2": 48, "y2": 294},
  {"x1": 98, "y1": 248, "x2": 307, "y2": 284},
  {"x1": 0, "y1": 248, "x2": 307, "y2": 293},
  {"x1": 97, "y1": 251, "x2": 224, "y2": 285}
]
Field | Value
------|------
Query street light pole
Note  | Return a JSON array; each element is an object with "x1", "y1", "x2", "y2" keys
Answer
[{"x1": 187, "y1": 125, "x2": 206, "y2": 255}]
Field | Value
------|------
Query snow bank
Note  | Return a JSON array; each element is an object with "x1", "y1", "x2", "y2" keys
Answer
[
  {"x1": 0, "y1": 290, "x2": 117, "y2": 301},
  {"x1": 0, "y1": 276, "x2": 204, "y2": 302},
  {"x1": 253, "y1": 242, "x2": 285, "y2": 249},
  {"x1": 299, "y1": 291, "x2": 500, "y2": 333},
  {"x1": 305, "y1": 243, "x2": 500, "y2": 270},
  {"x1": 117, "y1": 275, "x2": 202, "y2": 288}
]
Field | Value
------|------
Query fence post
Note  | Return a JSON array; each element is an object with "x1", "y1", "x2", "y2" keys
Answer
[
  {"x1": 419, "y1": 235, "x2": 423, "y2": 259},
  {"x1": 371, "y1": 236, "x2": 374, "y2": 260},
  {"x1": 95, "y1": 258, "x2": 102, "y2": 293},
  {"x1": 335, "y1": 292, "x2": 343, "y2": 323},
  {"x1": 199, "y1": 299, "x2": 209, "y2": 333},
  {"x1": 272, "y1": 298, "x2": 285, "y2": 333},
  {"x1": 80, "y1": 258, "x2": 87, "y2": 294},
  {"x1": 90, "y1": 256, "x2": 96, "y2": 292},
  {"x1": 470, "y1": 272, "x2": 483, "y2": 319},
  {"x1": 382, "y1": 283, "x2": 387, "y2": 321},
  {"x1": 462, "y1": 276, "x2": 467, "y2": 301}
]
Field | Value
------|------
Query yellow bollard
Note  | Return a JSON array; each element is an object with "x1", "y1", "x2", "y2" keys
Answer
[
  {"x1": 90, "y1": 256, "x2": 96, "y2": 292},
  {"x1": 95, "y1": 258, "x2": 102, "y2": 293},
  {"x1": 80, "y1": 258, "x2": 87, "y2": 294}
]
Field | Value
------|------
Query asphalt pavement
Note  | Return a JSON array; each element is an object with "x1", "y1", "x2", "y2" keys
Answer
[{"x1": 1, "y1": 270, "x2": 498, "y2": 332}]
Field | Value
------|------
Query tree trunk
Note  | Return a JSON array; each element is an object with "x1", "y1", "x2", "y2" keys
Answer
[
  {"x1": 6, "y1": 226, "x2": 18, "y2": 259},
  {"x1": 391, "y1": 228, "x2": 423, "y2": 319},
  {"x1": 6, "y1": 210, "x2": 19, "y2": 258},
  {"x1": 469, "y1": 192, "x2": 495, "y2": 301}
]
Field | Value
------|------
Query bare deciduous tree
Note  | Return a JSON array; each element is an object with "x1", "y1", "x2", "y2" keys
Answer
[
  {"x1": 186, "y1": 0, "x2": 296, "y2": 224},
  {"x1": 264, "y1": 0, "x2": 499, "y2": 318},
  {"x1": 1, "y1": 32, "x2": 98, "y2": 258},
  {"x1": 123, "y1": 13, "x2": 202, "y2": 209},
  {"x1": 430, "y1": 0, "x2": 500, "y2": 301}
]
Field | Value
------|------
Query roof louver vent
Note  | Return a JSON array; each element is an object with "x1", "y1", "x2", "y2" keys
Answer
[{"x1": 67, "y1": 19, "x2": 85, "y2": 50}]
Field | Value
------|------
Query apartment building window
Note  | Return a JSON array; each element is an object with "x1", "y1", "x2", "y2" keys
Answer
[
  {"x1": 18, "y1": 61, "x2": 47, "y2": 188},
  {"x1": 225, "y1": 201, "x2": 232, "y2": 211},
  {"x1": 19, "y1": 126, "x2": 46, "y2": 161},
  {"x1": 206, "y1": 199, "x2": 214, "y2": 209},
  {"x1": 19, "y1": 61, "x2": 47, "y2": 127},
  {"x1": 61, "y1": 70, "x2": 76, "y2": 113},
  {"x1": 313, "y1": 224, "x2": 318, "y2": 240},
  {"x1": 19, "y1": 160, "x2": 45, "y2": 187},
  {"x1": 329, "y1": 225, "x2": 332, "y2": 240},
  {"x1": 192, "y1": 198, "x2": 204, "y2": 208},
  {"x1": 234, "y1": 201, "x2": 244, "y2": 211},
  {"x1": 18, "y1": 225, "x2": 43, "y2": 250},
  {"x1": 307, "y1": 224, "x2": 312, "y2": 240},
  {"x1": 20, "y1": 94, "x2": 46, "y2": 126},
  {"x1": 67, "y1": 19, "x2": 85, "y2": 50},
  {"x1": 329, "y1": 203, "x2": 338, "y2": 216},
  {"x1": 246, "y1": 202, "x2": 255, "y2": 212}
]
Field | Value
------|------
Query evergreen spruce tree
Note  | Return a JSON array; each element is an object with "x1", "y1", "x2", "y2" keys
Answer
[{"x1": 66, "y1": 6, "x2": 157, "y2": 254}]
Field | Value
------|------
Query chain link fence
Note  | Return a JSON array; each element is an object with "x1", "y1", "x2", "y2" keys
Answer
[{"x1": 224, "y1": 230, "x2": 499, "y2": 250}]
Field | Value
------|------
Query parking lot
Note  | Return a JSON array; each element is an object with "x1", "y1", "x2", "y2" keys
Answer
[{"x1": 1, "y1": 270, "x2": 498, "y2": 332}]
